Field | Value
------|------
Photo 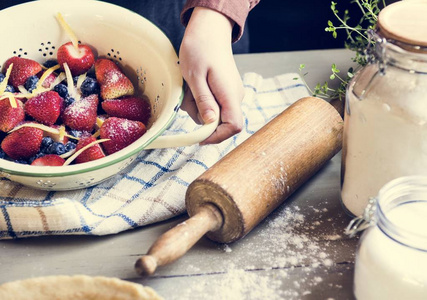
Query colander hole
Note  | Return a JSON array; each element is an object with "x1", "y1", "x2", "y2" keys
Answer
[
  {"x1": 12, "y1": 49, "x2": 28, "y2": 57},
  {"x1": 39, "y1": 41, "x2": 57, "y2": 57},
  {"x1": 108, "y1": 49, "x2": 122, "y2": 61}
]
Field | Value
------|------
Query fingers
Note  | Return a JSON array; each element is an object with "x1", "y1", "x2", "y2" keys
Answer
[
  {"x1": 181, "y1": 68, "x2": 244, "y2": 145},
  {"x1": 181, "y1": 76, "x2": 244, "y2": 145}
]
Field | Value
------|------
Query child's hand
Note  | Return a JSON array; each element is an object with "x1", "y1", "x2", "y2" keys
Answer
[{"x1": 179, "y1": 7, "x2": 244, "y2": 145}]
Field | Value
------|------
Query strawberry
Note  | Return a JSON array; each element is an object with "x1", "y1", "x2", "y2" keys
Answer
[
  {"x1": 40, "y1": 72, "x2": 57, "y2": 89},
  {"x1": 62, "y1": 94, "x2": 99, "y2": 131},
  {"x1": 100, "y1": 117, "x2": 146, "y2": 155},
  {"x1": 102, "y1": 95, "x2": 151, "y2": 124},
  {"x1": 0, "y1": 99, "x2": 25, "y2": 132},
  {"x1": 3, "y1": 56, "x2": 42, "y2": 88},
  {"x1": 74, "y1": 134, "x2": 106, "y2": 164},
  {"x1": 1, "y1": 127, "x2": 43, "y2": 160},
  {"x1": 24, "y1": 91, "x2": 64, "y2": 126},
  {"x1": 94, "y1": 59, "x2": 134, "y2": 99},
  {"x1": 31, "y1": 154, "x2": 65, "y2": 166},
  {"x1": 57, "y1": 42, "x2": 95, "y2": 76}
]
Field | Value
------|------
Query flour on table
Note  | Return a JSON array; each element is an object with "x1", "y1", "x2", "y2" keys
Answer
[{"x1": 173, "y1": 204, "x2": 342, "y2": 299}]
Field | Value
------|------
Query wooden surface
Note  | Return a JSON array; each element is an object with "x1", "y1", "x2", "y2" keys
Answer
[{"x1": 0, "y1": 49, "x2": 359, "y2": 299}]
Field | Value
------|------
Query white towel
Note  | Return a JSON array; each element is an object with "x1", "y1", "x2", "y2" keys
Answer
[{"x1": 0, "y1": 73, "x2": 309, "y2": 239}]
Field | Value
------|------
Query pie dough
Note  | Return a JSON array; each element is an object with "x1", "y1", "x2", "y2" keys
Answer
[{"x1": 0, "y1": 275, "x2": 162, "y2": 300}]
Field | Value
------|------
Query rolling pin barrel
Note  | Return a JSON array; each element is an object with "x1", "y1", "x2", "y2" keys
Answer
[
  {"x1": 185, "y1": 96, "x2": 343, "y2": 243},
  {"x1": 135, "y1": 96, "x2": 343, "y2": 276}
]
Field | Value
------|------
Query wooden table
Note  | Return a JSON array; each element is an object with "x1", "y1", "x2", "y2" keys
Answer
[{"x1": 0, "y1": 49, "x2": 359, "y2": 299}]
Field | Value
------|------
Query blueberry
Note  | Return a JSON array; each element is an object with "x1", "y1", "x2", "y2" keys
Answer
[
  {"x1": 47, "y1": 142, "x2": 66, "y2": 155},
  {"x1": 73, "y1": 76, "x2": 79, "y2": 84},
  {"x1": 0, "y1": 73, "x2": 5, "y2": 83},
  {"x1": 29, "y1": 152, "x2": 45, "y2": 164},
  {"x1": 68, "y1": 130, "x2": 83, "y2": 142},
  {"x1": 54, "y1": 84, "x2": 69, "y2": 98},
  {"x1": 24, "y1": 75, "x2": 39, "y2": 93},
  {"x1": 14, "y1": 159, "x2": 29, "y2": 165},
  {"x1": 80, "y1": 77, "x2": 100, "y2": 96},
  {"x1": 65, "y1": 142, "x2": 76, "y2": 152},
  {"x1": 86, "y1": 69, "x2": 96, "y2": 79},
  {"x1": 0, "y1": 150, "x2": 6, "y2": 159},
  {"x1": 40, "y1": 136, "x2": 54, "y2": 152},
  {"x1": 64, "y1": 96, "x2": 75, "y2": 107},
  {"x1": 5, "y1": 85, "x2": 15, "y2": 93},
  {"x1": 43, "y1": 59, "x2": 58, "y2": 69}
]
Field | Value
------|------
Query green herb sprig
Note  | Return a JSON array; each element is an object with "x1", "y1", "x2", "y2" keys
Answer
[{"x1": 300, "y1": 0, "x2": 388, "y2": 101}]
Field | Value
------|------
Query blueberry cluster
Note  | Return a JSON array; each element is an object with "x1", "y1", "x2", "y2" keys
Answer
[
  {"x1": 0, "y1": 59, "x2": 102, "y2": 165},
  {"x1": 23, "y1": 59, "x2": 101, "y2": 109},
  {"x1": 24, "y1": 75, "x2": 39, "y2": 93},
  {"x1": 40, "y1": 136, "x2": 76, "y2": 155},
  {"x1": 0, "y1": 73, "x2": 15, "y2": 93},
  {"x1": 44, "y1": 59, "x2": 100, "y2": 106},
  {"x1": 0, "y1": 136, "x2": 78, "y2": 165}
]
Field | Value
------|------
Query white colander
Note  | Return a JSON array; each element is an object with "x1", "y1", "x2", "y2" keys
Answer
[{"x1": 0, "y1": 0, "x2": 217, "y2": 190}]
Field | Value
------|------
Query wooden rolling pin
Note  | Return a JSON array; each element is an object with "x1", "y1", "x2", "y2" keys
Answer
[{"x1": 135, "y1": 96, "x2": 343, "y2": 276}]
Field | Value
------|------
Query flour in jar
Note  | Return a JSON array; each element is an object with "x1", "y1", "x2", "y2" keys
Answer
[
  {"x1": 354, "y1": 201, "x2": 427, "y2": 300},
  {"x1": 341, "y1": 66, "x2": 427, "y2": 216}
]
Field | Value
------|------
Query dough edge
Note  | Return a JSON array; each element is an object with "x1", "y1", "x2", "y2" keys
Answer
[{"x1": 0, "y1": 275, "x2": 162, "y2": 300}]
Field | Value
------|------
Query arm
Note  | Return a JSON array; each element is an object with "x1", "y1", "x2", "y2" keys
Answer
[{"x1": 179, "y1": 1, "x2": 260, "y2": 145}]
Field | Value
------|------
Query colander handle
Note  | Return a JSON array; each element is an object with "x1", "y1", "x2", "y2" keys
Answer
[{"x1": 144, "y1": 118, "x2": 220, "y2": 149}]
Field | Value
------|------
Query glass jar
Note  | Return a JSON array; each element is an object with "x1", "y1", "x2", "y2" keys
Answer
[
  {"x1": 341, "y1": 1, "x2": 427, "y2": 216},
  {"x1": 347, "y1": 176, "x2": 427, "y2": 300}
]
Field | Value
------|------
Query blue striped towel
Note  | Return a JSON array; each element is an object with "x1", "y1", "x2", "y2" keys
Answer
[{"x1": 0, "y1": 72, "x2": 309, "y2": 239}]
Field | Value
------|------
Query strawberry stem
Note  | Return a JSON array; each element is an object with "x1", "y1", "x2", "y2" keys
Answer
[
  {"x1": 0, "y1": 63, "x2": 13, "y2": 95},
  {"x1": 0, "y1": 93, "x2": 17, "y2": 108},
  {"x1": 63, "y1": 62, "x2": 77, "y2": 99},
  {"x1": 55, "y1": 12, "x2": 80, "y2": 53},
  {"x1": 0, "y1": 64, "x2": 17, "y2": 108}
]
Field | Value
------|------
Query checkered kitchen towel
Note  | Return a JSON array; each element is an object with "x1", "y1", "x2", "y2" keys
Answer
[{"x1": 0, "y1": 73, "x2": 309, "y2": 239}]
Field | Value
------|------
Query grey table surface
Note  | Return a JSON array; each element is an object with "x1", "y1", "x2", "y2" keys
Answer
[{"x1": 0, "y1": 49, "x2": 358, "y2": 300}]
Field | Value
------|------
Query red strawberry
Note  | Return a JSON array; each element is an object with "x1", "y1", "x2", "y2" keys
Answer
[
  {"x1": 95, "y1": 59, "x2": 134, "y2": 99},
  {"x1": 62, "y1": 94, "x2": 99, "y2": 131},
  {"x1": 24, "y1": 91, "x2": 64, "y2": 125},
  {"x1": 100, "y1": 117, "x2": 146, "y2": 155},
  {"x1": 0, "y1": 99, "x2": 25, "y2": 132},
  {"x1": 3, "y1": 56, "x2": 42, "y2": 88},
  {"x1": 57, "y1": 42, "x2": 95, "y2": 76},
  {"x1": 74, "y1": 134, "x2": 106, "y2": 164},
  {"x1": 31, "y1": 154, "x2": 65, "y2": 166},
  {"x1": 1, "y1": 127, "x2": 43, "y2": 159},
  {"x1": 40, "y1": 72, "x2": 57, "y2": 88},
  {"x1": 102, "y1": 95, "x2": 151, "y2": 124}
]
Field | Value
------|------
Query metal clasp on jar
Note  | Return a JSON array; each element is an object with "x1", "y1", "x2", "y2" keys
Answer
[{"x1": 345, "y1": 197, "x2": 377, "y2": 237}]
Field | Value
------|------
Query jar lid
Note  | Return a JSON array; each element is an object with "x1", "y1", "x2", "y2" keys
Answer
[{"x1": 378, "y1": 0, "x2": 427, "y2": 47}]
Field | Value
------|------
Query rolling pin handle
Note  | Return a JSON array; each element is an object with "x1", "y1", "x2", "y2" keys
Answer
[
  {"x1": 135, "y1": 255, "x2": 157, "y2": 276},
  {"x1": 135, "y1": 204, "x2": 223, "y2": 276}
]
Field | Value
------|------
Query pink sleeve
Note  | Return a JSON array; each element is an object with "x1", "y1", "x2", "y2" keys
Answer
[{"x1": 181, "y1": 0, "x2": 260, "y2": 42}]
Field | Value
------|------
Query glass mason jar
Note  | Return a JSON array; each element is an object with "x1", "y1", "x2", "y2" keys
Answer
[
  {"x1": 341, "y1": 1, "x2": 427, "y2": 216},
  {"x1": 347, "y1": 176, "x2": 427, "y2": 300}
]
